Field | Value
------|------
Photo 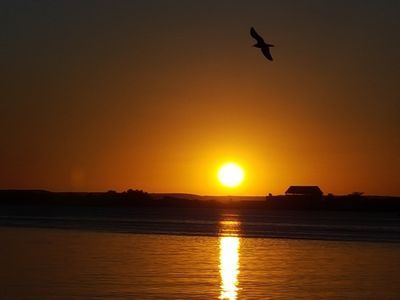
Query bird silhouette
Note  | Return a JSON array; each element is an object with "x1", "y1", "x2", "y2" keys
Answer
[{"x1": 250, "y1": 27, "x2": 274, "y2": 61}]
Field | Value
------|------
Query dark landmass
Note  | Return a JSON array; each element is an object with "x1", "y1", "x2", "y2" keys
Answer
[
  {"x1": 1, "y1": 189, "x2": 399, "y2": 212},
  {"x1": 1, "y1": 189, "x2": 400, "y2": 242}
]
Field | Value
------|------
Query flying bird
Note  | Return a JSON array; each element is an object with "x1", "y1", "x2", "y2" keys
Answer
[{"x1": 250, "y1": 27, "x2": 274, "y2": 61}]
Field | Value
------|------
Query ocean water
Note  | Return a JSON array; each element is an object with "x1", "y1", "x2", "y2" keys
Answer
[
  {"x1": 1, "y1": 209, "x2": 400, "y2": 299},
  {"x1": 1, "y1": 207, "x2": 400, "y2": 243}
]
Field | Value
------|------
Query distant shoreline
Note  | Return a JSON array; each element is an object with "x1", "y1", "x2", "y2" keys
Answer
[{"x1": 1, "y1": 189, "x2": 400, "y2": 212}]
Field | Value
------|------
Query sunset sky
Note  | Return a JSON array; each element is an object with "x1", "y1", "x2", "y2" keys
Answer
[{"x1": 1, "y1": 1, "x2": 399, "y2": 196}]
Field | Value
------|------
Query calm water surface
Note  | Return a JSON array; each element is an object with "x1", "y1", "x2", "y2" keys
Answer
[{"x1": 1, "y1": 219, "x2": 400, "y2": 299}]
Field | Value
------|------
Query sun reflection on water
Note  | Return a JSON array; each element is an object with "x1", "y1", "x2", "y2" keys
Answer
[{"x1": 219, "y1": 219, "x2": 240, "y2": 300}]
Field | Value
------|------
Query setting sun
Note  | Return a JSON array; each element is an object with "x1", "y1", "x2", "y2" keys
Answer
[{"x1": 218, "y1": 163, "x2": 245, "y2": 188}]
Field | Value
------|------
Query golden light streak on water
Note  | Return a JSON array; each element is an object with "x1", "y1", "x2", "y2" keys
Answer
[{"x1": 219, "y1": 218, "x2": 240, "y2": 300}]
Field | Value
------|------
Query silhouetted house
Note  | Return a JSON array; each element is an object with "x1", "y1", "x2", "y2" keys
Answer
[{"x1": 285, "y1": 186, "x2": 323, "y2": 197}]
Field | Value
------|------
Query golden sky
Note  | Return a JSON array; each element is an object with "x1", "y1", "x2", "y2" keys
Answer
[{"x1": 1, "y1": 1, "x2": 399, "y2": 195}]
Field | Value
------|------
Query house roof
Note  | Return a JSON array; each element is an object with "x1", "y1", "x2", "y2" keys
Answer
[{"x1": 285, "y1": 186, "x2": 323, "y2": 195}]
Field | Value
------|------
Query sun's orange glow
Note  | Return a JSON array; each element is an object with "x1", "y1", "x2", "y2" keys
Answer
[
  {"x1": 2, "y1": 2, "x2": 399, "y2": 197},
  {"x1": 218, "y1": 163, "x2": 245, "y2": 188}
]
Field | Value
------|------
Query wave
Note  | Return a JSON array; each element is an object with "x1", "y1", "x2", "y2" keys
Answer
[{"x1": 1, "y1": 208, "x2": 399, "y2": 243}]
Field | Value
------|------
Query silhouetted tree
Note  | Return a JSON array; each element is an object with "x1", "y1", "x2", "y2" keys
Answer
[
  {"x1": 125, "y1": 189, "x2": 151, "y2": 201},
  {"x1": 349, "y1": 192, "x2": 364, "y2": 197}
]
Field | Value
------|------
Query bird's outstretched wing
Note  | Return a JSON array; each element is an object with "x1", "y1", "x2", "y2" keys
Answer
[
  {"x1": 261, "y1": 47, "x2": 273, "y2": 61},
  {"x1": 250, "y1": 27, "x2": 264, "y2": 43}
]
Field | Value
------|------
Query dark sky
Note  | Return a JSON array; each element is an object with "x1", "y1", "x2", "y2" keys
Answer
[{"x1": 1, "y1": 1, "x2": 399, "y2": 195}]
